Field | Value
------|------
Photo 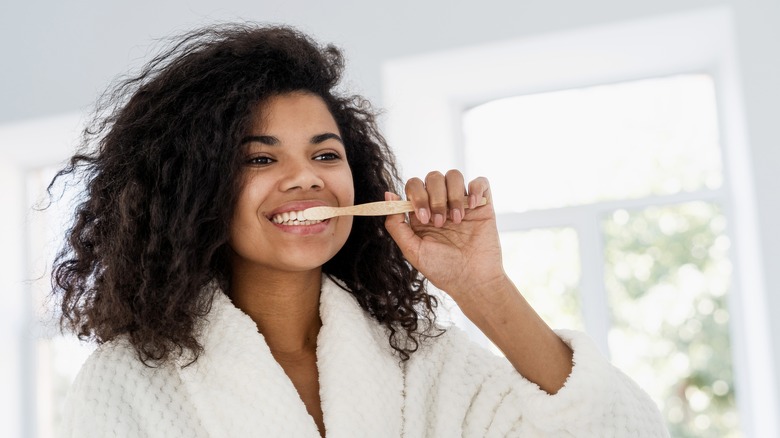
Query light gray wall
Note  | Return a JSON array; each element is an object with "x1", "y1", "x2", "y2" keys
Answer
[
  {"x1": 0, "y1": 0, "x2": 727, "y2": 122},
  {"x1": 2, "y1": 0, "x2": 778, "y2": 420}
]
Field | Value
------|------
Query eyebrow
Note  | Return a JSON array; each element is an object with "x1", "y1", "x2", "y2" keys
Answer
[{"x1": 240, "y1": 132, "x2": 344, "y2": 145}]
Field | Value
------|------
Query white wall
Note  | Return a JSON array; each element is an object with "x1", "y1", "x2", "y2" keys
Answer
[
  {"x1": 0, "y1": 0, "x2": 730, "y2": 123},
  {"x1": 2, "y1": 0, "x2": 778, "y2": 431}
]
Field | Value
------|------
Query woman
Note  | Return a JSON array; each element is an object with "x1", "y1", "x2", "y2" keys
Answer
[{"x1": 54, "y1": 24, "x2": 668, "y2": 437}]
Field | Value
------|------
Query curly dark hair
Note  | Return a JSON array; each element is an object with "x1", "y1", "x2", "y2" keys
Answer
[{"x1": 51, "y1": 23, "x2": 440, "y2": 365}]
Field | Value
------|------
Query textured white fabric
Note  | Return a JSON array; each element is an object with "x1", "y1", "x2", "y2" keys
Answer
[{"x1": 61, "y1": 276, "x2": 669, "y2": 437}]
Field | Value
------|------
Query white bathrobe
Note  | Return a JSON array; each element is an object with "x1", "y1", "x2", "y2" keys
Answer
[{"x1": 61, "y1": 276, "x2": 668, "y2": 437}]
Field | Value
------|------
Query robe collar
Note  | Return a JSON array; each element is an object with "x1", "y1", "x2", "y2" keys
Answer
[{"x1": 177, "y1": 275, "x2": 404, "y2": 437}]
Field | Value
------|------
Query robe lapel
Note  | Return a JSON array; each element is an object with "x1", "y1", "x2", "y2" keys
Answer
[
  {"x1": 177, "y1": 288, "x2": 321, "y2": 437},
  {"x1": 317, "y1": 276, "x2": 404, "y2": 438},
  {"x1": 177, "y1": 277, "x2": 404, "y2": 437}
]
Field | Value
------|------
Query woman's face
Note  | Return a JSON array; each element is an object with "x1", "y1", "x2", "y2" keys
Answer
[{"x1": 229, "y1": 92, "x2": 354, "y2": 274}]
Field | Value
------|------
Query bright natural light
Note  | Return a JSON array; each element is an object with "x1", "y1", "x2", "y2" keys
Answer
[
  {"x1": 500, "y1": 228, "x2": 583, "y2": 331},
  {"x1": 462, "y1": 74, "x2": 723, "y2": 213}
]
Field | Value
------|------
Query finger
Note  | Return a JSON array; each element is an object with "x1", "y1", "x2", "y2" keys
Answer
[
  {"x1": 445, "y1": 169, "x2": 467, "y2": 224},
  {"x1": 467, "y1": 177, "x2": 492, "y2": 209},
  {"x1": 384, "y1": 190, "x2": 405, "y2": 223},
  {"x1": 384, "y1": 191, "x2": 421, "y2": 260},
  {"x1": 404, "y1": 177, "x2": 430, "y2": 225},
  {"x1": 424, "y1": 171, "x2": 448, "y2": 227}
]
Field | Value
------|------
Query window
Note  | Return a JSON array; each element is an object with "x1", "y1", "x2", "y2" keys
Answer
[
  {"x1": 462, "y1": 75, "x2": 722, "y2": 212},
  {"x1": 462, "y1": 74, "x2": 738, "y2": 436},
  {"x1": 382, "y1": 7, "x2": 779, "y2": 436}
]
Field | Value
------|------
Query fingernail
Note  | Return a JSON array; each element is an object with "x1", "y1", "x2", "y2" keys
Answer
[
  {"x1": 433, "y1": 213, "x2": 445, "y2": 227},
  {"x1": 418, "y1": 208, "x2": 430, "y2": 224},
  {"x1": 452, "y1": 208, "x2": 462, "y2": 224},
  {"x1": 469, "y1": 195, "x2": 477, "y2": 209}
]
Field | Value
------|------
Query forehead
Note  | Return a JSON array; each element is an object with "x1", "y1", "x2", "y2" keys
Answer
[{"x1": 250, "y1": 92, "x2": 339, "y2": 133}]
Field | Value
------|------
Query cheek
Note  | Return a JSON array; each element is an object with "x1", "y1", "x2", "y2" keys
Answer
[
  {"x1": 346, "y1": 185, "x2": 356, "y2": 205},
  {"x1": 339, "y1": 216, "x2": 354, "y2": 237},
  {"x1": 232, "y1": 195, "x2": 254, "y2": 230},
  {"x1": 332, "y1": 169, "x2": 354, "y2": 243},
  {"x1": 230, "y1": 178, "x2": 265, "y2": 235},
  {"x1": 340, "y1": 169, "x2": 355, "y2": 204}
]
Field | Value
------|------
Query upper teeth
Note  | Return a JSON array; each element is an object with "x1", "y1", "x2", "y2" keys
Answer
[{"x1": 271, "y1": 210, "x2": 324, "y2": 225}]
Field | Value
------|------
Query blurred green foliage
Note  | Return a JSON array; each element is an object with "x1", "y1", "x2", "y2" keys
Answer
[{"x1": 603, "y1": 201, "x2": 739, "y2": 437}]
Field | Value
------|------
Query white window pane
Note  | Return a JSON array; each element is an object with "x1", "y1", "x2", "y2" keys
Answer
[
  {"x1": 500, "y1": 227, "x2": 583, "y2": 331},
  {"x1": 462, "y1": 75, "x2": 723, "y2": 213},
  {"x1": 604, "y1": 202, "x2": 740, "y2": 437}
]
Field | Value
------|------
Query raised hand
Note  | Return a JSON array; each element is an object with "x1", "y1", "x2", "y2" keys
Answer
[
  {"x1": 384, "y1": 169, "x2": 573, "y2": 393},
  {"x1": 383, "y1": 170, "x2": 505, "y2": 300}
]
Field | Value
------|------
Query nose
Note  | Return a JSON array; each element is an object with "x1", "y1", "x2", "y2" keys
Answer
[{"x1": 279, "y1": 159, "x2": 324, "y2": 192}]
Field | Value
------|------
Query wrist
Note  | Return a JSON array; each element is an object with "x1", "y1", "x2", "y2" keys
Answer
[{"x1": 448, "y1": 272, "x2": 516, "y2": 319}]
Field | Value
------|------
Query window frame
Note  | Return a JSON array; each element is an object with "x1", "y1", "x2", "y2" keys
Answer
[{"x1": 381, "y1": 7, "x2": 777, "y2": 437}]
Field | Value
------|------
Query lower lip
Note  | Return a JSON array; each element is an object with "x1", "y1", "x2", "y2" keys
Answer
[{"x1": 270, "y1": 219, "x2": 331, "y2": 235}]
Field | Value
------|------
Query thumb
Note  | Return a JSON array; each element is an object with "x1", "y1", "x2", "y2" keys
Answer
[{"x1": 383, "y1": 191, "x2": 421, "y2": 260}]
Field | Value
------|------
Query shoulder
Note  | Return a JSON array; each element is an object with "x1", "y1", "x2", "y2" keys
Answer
[
  {"x1": 68, "y1": 337, "x2": 179, "y2": 403},
  {"x1": 67, "y1": 338, "x2": 182, "y2": 406},
  {"x1": 62, "y1": 338, "x2": 196, "y2": 436}
]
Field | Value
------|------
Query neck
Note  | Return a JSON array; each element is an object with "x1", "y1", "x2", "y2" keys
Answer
[{"x1": 229, "y1": 265, "x2": 323, "y2": 358}]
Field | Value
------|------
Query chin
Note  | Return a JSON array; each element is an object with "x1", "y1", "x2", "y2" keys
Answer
[{"x1": 270, "y1": 249, "x2": 340, "y2": 273}]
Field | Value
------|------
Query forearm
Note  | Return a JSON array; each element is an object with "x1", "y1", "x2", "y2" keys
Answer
[{"x1": 454, "y1": 275, "x2": 573, "y2": 394}]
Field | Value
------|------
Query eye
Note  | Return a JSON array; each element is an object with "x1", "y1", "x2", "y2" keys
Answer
[
  {"x1": 314, "y1": 152, "x2": 341, "y2": 162},
  {"x1": 245, "y1": 155, "x2": 275, "y2": 166}
]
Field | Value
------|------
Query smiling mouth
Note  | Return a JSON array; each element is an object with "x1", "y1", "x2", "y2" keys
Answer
[{"x1": 269, "y1": 210, "x2": 327, "y2": 226}]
